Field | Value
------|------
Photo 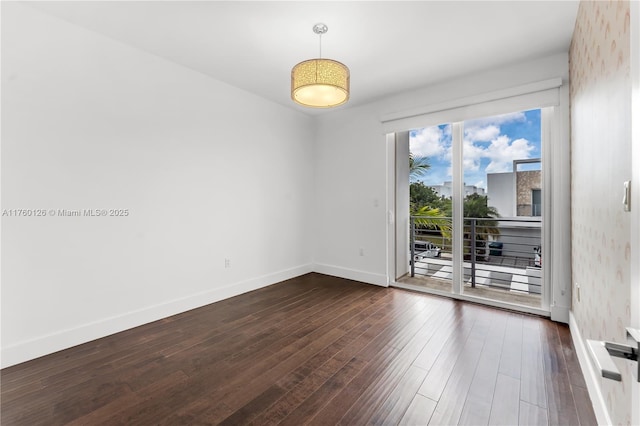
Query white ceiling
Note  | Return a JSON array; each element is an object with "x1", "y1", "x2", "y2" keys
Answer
[{"x1": 30, "y1": 1, "x2": 579, "y2": 115}]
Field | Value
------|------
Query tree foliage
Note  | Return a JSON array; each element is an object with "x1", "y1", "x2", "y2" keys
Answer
[
  {"x1": 410, "y1": 184, "x2": 500, "y2": 243},
  {"x1": 409, "y1": 152, "x2": 430, "y2": 182},
  {"x1": 413, "y1": 205, "x2": 452, "y2": 239},
  {"x1": 463, "y1": 193, "x2": 500, "y2": 238},
  {"x1": 463, "y1": 193, "x2": 500, "y2": 219},
  {"x1": 409, "y1": 161, "x2": 501, "y2": 245},
  {"x1": 410, "y1": 182, "x2": 451, "y2": 215}
]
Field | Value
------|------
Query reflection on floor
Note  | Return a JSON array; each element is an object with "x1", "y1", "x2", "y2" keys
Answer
[{"x1": 397, "y1": 274, "x2": 542, "y2": 309}]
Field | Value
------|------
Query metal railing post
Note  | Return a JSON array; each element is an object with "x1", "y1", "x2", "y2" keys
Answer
[
  {"x1": 470, "y1": 218, "x2": 476, "y2": 288},
  {"x1": 410, "y1": 217, "x2": 415, "y2": 277}
]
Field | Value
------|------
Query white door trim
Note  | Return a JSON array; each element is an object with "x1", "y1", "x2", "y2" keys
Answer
[{"x1": 629, "y1": 1, "x2": 640, "y2": 424}]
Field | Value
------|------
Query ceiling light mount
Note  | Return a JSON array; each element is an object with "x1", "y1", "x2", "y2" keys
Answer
[
  {"x1": 291, "y1": 23, "x2": 350, "y2": 108},
  {"x1": 312, "y1": 23, "x2": 328, "y2": 35}
]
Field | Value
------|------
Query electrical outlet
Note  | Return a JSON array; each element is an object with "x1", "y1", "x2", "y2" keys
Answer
[{"x1": 225, "y1": 258, "x2": 231, "y2": 268}]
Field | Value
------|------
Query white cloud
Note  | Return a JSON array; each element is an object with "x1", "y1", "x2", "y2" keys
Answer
[
  {"x1": 485, "y1": 137, "x2": 534, "y2": 173},
  {"x1": 465, "y1": 124, "x2": 500, "y2": 142},
  {"x1": 443, "y1": 124, "x2": 452, "y2": 138},
  {"x1": 474, "y1": 180, "x2": 485, "y2": 189},
  {"x1": 462, "y1": 139, "x2": 485, "y2": 171},
  {"x1": 412, "y1": 116, "x2": 536, "y2": 185},
  {"x1": 459, "y1": 135, "x2": 535, "y2": 174},
  {"x1": 464, "y1": 112, "x2": 526, "y2": 145},
  {"x1": 410, "y1": 126, "x2": 446, "y2": 158}
]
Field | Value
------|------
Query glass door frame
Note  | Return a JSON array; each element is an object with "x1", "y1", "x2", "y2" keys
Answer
[{"x1": 388, "y1": 109, "x2": 553, "y2": 316}]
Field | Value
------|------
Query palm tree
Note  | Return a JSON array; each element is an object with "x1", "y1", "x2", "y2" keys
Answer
[
  {"x1": 409, "y1": 153, "x2": 450, "y2": 249},
  {"x1": 463, "y1": 194, "x2": 500, "y2": 260},
  {"x1": 409, "y1": 152, "x2": 430, "y2": 182},
  {"x1": 413, "y1": 205, "x2": 452, "y2": 240}
]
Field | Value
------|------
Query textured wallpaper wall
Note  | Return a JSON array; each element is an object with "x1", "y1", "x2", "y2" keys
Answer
[{"x1": 569, "y1": 1, "x2": 632, "y2": 424}]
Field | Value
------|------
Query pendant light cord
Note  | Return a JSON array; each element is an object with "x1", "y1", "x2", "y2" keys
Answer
[{"x1": 313, "y1": 23, "x2": 328, "y2": 59}]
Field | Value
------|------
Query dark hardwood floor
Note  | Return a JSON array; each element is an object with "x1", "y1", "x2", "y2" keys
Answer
[{"x1": 1, "y1": 273, "x2": 596, "y2": 425}]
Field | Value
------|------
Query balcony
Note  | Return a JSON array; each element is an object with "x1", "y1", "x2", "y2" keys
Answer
[{"x1": 402, "y1": 216, "x2": 542, "y2": 308}]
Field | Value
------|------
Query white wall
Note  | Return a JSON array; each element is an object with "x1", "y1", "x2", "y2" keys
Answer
[
  {"x1": 1, "y1": 3, "x2": 314, "y2": 367},
  {"x1": 313, "y1": 53, "x2": 570, "y2": 315},
  {"x1": 487, "y1": 173, "x2": 514, "y2": 217},
  {"x1": 312, "y1": 107, "x2": 389, "y2": 285}
]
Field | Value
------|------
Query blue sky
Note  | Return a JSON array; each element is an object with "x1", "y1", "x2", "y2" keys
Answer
[{"x1": 409, "y1": 109, "x2": 541, "y2": 190}]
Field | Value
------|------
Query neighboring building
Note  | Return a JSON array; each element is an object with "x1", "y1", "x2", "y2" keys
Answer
[
  {"x1": 428, "y1": 181, "x2": 453, "y2": 198},
  {"x1": 516, "y1": 170, "x2": 542, "y2": 216},
  {"x1": 429, "y1": 181, "x2": 485, "y2": 198},
  {"x1": 465, "y1": 183, "x2": 486, "y2": 197},
  {"x1": 486, "y1": 159, "x2": 542, "y2": 262},
  {"x1": 486, "y1": 173, "x2": 514, "y2": 216},
  {"x1": 487, "y1": 159, "x2": 541, "y2": 218}
]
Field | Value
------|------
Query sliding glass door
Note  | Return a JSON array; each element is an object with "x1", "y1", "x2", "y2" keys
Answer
[
  {"x1": 460, "y1": 110, "x2": 543, "y2": 309},
  {"x1": 400, "y1": 108, "x2": 545, "y2": 312}
]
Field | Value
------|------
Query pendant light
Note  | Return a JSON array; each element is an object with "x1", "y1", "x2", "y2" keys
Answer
[{"x1": 291, "y1": 23, "x2": 350, "y2": 108}]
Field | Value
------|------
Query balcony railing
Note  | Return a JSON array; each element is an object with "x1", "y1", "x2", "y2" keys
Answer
[{"x1": 410, "y1": 216, "x2": 542, "y2": 295}]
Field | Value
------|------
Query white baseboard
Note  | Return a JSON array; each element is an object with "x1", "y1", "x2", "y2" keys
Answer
[
  {"x1": 569, "y1": 311, "x2": 612, "y2": 426},
  {"x1": 1, "y1": 264, "x2": 313, "y2": 368},
  {"x1": 550, "y1": 304, "x2": 570, "y2": 324},
  {"x1": 312, "y1": 263, "x2": 388, "y2": 287}
]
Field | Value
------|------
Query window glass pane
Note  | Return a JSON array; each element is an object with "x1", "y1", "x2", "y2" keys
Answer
[
  {"x1": 407, "y1": 124, "x2": 453, "y2": 293},
  {"x1": 462, "y1": 109, "x2": 542, "y2": 308}
]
